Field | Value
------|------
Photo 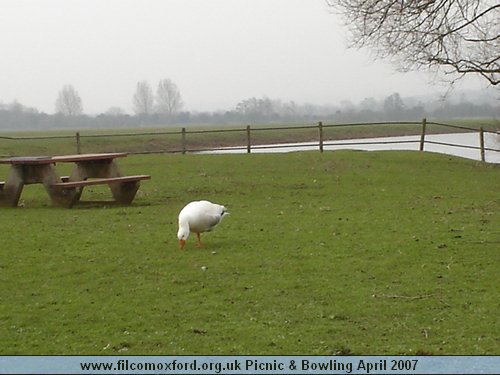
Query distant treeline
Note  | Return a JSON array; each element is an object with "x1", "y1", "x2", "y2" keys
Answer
[{"x1": 0, "y1": 92, "x2": 498, "y2": 130}]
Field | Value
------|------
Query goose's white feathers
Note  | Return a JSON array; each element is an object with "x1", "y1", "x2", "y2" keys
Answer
[{"x1": 177, "y1": 200, "x2": 228, "y2": 249}]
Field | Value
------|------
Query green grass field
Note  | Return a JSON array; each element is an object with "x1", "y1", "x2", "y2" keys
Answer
[{"x1": 0, "y1": 150, "x2": 498, "y2": 355}]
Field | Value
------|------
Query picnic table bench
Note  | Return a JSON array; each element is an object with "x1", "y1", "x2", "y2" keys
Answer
[
  {"x1": 0, "y1": 153, "x2": 151, "y2": 208},
  {"x1": 52, "y1": 174, "x2": 151, "y2": 206}
]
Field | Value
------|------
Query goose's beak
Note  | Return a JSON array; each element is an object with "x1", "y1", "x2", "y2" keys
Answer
[{"x1": 179, "y1": 239, "x2": 186, "y2": 250}]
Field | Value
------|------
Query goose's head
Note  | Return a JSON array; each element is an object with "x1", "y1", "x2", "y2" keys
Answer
[{"x1": 177, "y1": 221, "x2": 190, "y2": 250}]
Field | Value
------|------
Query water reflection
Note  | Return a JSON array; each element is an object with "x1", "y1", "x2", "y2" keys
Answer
[{"x1": 200, "y1": 132, "x2": 500, "y2": 163}]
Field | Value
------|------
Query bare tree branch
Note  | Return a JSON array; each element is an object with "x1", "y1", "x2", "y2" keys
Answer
[{"x1": 328, "y1": 0, "x2": 500, "y2": 85}]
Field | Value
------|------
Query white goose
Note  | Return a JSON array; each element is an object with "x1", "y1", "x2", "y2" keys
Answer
[{"x1": 177, "y1": 200, "x2": 228, "y2": 250}]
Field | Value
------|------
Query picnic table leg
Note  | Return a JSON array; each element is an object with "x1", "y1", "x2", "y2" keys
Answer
[
  {"x1": 109, "y1": 181, "x2": 141, "y2": 204},
  {"x1": 0, "y1": 167, "x2": 24, "y2": 207},
  {"x1": 35, "y1": 165, "x2": 79, "y2": 208},
  {"x1": 67, "y1": 160, "x2": 123, "y2": 203},
  {"x1": 47, "y1": 185, "x2": 81, "y2": 208},
  {"x1": 0, "y1": 164, "x2": 68, "y2": 208},
  {"x1": 71, "y1": 160, "x2": 122, "y2": 180}
]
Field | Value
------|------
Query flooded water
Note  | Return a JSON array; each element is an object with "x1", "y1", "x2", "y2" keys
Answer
[{"x1": 200, "y1": 132, "x2": 500, "y2": 164}]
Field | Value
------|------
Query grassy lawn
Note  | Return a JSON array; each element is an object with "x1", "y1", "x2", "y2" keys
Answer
[{"x1": 0, "y1": 150, "x2": 498, "y2": 355}]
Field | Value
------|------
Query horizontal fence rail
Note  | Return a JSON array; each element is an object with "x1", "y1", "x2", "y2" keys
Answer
[{"x1": 1, "y1": 119, "x2": 499, "y2": 162}]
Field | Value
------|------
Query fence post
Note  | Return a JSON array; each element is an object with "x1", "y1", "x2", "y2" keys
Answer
[
  {"x1": 318, "y1": 121, "x2": 323, "y2": 153},
  {"x1": 76, "y1": 132, "x2": 81, "y2": 154},
  {"x1": 246, "y1": 125, "x2": 251, "y2": 154},
  {"x1": 419, "y1": 118, "x2": 427, "y2": 151},
  {"x1": 181, "y1": 127, "x2": 186, "y2": 155},
  {"x1": 479, "y1": 127, "x2": 485, "y2": 162}
]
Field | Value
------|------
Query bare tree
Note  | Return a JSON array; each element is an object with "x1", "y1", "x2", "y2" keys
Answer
[
  {"x1": 327, "y1": 0, "x2": 500, "y2": 85},
  {"x1": 384, "y1": 92, "x2": 405, "y2": 112},
  {"x1": 156, "y1": 78, "x2": 183, "y2": 114},
  {"x1": 132, "y1": 81, "x2": 154, "y2": 115},
  {"x1": 55, "y1": 85, "x2": 83, "y2": 116}
]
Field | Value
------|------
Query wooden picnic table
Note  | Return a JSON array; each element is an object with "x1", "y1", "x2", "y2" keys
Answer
[{"x1": 0, "y1": 153, "x2": 150, "y2": 208}]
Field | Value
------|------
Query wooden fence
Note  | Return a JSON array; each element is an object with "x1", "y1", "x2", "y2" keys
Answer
[{"x1": 1, "y1": 119, "x2": 499, "y2": 162}]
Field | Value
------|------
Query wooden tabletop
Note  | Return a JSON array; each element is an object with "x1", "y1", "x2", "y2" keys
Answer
[
  {"x1": 50, "y1": 152, "x2": 128, "y2": 163},
  {"x1": 0, "y1": 156, "x2": 53, "y2": 165},
  {"x1": 0, "y1": 153, "x2": 128, "y2": 165}
]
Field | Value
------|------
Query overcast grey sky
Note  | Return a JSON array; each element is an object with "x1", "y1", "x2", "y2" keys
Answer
[{"x1": 0, "y1": 0, "x2": 491, "y2": 114}]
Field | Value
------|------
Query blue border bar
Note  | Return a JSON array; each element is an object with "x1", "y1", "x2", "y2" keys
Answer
[{"x1": 0, "y1": 356, "x2": 499, "y2": 374}]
